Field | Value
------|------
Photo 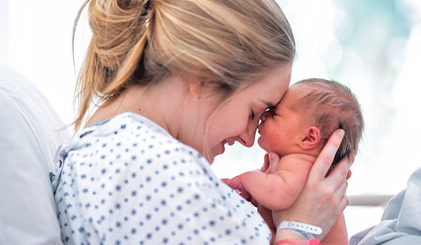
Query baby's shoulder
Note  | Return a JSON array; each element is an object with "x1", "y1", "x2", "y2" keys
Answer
[
  {"x1": 281, "y1": 153, "x2": 316, "y2": 163},
  {"x1": 278, "y1": 153, "x2": 316, "y2": 170}
]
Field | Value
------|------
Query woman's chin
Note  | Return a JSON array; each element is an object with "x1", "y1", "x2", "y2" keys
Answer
[
  {"x1": 206, "y1": 145, "x2": 224, "y2": 164},
  {"x1": 205, "y1": 154, "x2": 215, "y2": 164}
]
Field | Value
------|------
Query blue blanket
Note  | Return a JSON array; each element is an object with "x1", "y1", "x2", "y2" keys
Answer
[{"x1": 350, "y1": 167, "x2": 421, "y2": 244}]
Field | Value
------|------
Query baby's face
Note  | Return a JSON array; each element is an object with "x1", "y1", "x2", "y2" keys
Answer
[{"x1": 257, "y1": 85, "x2": 309, "y2": 155}]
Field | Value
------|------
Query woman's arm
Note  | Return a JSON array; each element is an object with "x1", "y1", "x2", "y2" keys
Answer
[
  {"x1": 271, "y1": 129, "x2": 352, "y2": 243},
  {"x1": 322, "y1": 212, "x2": 348, "y2": 245}
]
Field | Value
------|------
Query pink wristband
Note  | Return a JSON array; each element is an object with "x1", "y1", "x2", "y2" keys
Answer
[{"x1": 274, "y1": 238, "x2": 321, "y2": 245}]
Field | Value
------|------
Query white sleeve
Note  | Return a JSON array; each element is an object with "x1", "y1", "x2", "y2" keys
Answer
[{"x1": 99, "y1": 145, "x2": 271, "y2": 244}]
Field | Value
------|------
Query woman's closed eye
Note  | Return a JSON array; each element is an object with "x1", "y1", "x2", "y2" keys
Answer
[
  {"x1": 266, "y1": 106, "x2": 277, "y2": 117},
  {"x1": 250, "y1": 110, "x2": 255, "y2": 120},
  {"x1": 259, "y1": 108, "x2": 273, "y2": 125}
]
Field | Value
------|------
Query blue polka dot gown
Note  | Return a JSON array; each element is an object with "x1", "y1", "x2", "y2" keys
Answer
[{"x1": 52, "y1": 112, "x2": 271, "y2": 244}]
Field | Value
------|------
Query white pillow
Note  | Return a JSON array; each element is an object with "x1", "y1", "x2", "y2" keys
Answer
[{"x1": 0, "y1": 64, "x2": 69, "y2": 245}]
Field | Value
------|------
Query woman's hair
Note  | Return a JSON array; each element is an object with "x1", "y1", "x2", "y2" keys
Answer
[
  {"x1": 73, "y1": 0, "x2": 296, "y2": 130},
  {"x1": 291, "y1": 78, "x2": 364, "y2": 166}
]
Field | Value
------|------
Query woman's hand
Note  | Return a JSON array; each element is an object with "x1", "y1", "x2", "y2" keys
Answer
[
  {"x1": 221, "y1": 176, "x2": 252, "y2": 201},
  {"x1": 272, "y1": 129, "x2": 353, "y2": 240}
]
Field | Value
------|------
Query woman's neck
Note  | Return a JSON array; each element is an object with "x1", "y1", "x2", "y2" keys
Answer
[{"x1": 85, "y1": 77, "x2": 188, "y2": 139}]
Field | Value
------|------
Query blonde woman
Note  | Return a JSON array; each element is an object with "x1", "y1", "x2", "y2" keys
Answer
[{"x1": 52, "y1": 0, "x2": 352, "y2": 244}]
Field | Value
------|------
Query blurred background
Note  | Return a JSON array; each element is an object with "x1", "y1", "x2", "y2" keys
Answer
[{"x1": 1, "y1": 0, "x2": 420, "y2": 239}]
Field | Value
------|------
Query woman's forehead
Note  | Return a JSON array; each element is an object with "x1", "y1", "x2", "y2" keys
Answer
[{"x1": 280, "y1": 85, "x2": 304, "y2": 103}]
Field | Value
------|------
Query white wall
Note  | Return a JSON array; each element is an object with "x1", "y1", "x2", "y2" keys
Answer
[
  {"x1": 0, "y1": 0, "x2": 9, "y2": 65},
  {"x1": 3, "y1": 0, "x2": 87, "y2": 126}
]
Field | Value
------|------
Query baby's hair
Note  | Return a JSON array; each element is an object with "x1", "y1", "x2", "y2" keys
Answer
[
  {"x1": 73, "y1": 0, "x2": 296, "y2": 131},
  {"x1": 291, "y1": 78, "x2": 364, "y2": 165}
]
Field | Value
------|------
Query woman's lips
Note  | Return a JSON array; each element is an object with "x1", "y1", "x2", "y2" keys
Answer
[{"x1": 223, "y1": 140, "x2": 235, "y2": 146}]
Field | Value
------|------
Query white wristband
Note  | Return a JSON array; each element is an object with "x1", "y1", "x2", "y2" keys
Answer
[{"x1": 276, "y1": 221, "x2": 322, "y2": 239}]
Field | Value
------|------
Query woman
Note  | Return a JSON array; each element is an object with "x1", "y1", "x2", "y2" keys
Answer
[{"x1": 52, "y1": 0, "x2": 352, "y2": 244}]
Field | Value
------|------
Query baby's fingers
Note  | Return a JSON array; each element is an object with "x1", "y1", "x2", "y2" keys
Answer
[{"x1": 261, "y1": 153, "x2": 270, "y2": 172}]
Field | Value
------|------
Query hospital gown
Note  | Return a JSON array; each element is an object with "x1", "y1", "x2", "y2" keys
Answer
[{"x1": 52, "y1": 112, "x2": 271, "y2": 245}]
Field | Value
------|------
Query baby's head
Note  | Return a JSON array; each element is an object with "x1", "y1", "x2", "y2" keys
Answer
[{"x1": 258, "y1": 78, "x2": 364, "y2": 165}]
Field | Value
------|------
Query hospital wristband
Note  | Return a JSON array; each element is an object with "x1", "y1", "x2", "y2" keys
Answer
[
  {"x1": 274, "y1": 238, "x2": 321, "y2": 245},
  {"x1": 276, "y1": 221, "x2": 322, "y2": 240}
]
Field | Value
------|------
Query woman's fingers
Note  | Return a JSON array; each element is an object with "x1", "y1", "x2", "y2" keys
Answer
[
  {"x1": 336, "y1": 181, "x2": 350, "y2": 213},
  {"x1": 335, "y1": 180, "x2": 348, "y2": 209},
  {"x1": 339, "y1": 194, "x2": 349, "y2": 211},
  {"x1": 346, "y1": 170, "x2": 352, "y2": 180},
  {"x1": 309, "y1": 129, "x2": 345, "y2": 181},
  {"x1": 326, "y1": 155, "x2": 353, "y2": 189}
]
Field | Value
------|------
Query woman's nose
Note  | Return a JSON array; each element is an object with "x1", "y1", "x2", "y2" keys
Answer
[
  {"x1": 239, "y1": 122, "x2": 257, "y2": 148},
  {"x1": 239, "y1": 132, "x2": 255, "y2": 148}
]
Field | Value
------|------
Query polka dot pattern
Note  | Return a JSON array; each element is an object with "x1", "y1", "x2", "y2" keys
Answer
[{"x1": 53, "y1": 112, "x2": 271, "y2": 244}]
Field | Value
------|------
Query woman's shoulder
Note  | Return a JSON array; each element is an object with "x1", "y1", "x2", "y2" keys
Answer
[
  {"x1": 63, "y1": 112, "x2": 207, "y2": 175},
  {"x1": 69, "y1": 112, "x2": 177, "y2": 150},
  {"x1": 89, "y1": 112, "x2": 172, "y2": 139}
]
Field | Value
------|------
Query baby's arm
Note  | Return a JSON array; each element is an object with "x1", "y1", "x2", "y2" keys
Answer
[
  {"x1": 239, "y1": 154, "x2": 313, "y2": 210},
  {"x1": 321, "y1": 212, "x2": 348, "y2": 245}
]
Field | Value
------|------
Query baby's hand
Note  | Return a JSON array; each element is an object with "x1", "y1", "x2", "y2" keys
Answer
[
  {"x1": 222, "y1": 176, "x2": 252, "y2": 202},
  {"x1": 261, "y1": 153, "x2": 271, "y2": 172},
  {"x1": 262, "y1": 153, "x2": 281, "y2": 174}
]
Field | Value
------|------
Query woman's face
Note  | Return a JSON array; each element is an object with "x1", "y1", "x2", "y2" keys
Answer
[{"x1": 202, "y1": 64, "x2": 292, "y2": 163}]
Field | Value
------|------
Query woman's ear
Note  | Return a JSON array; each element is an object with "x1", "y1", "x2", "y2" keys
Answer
[
  {"x1": 188, "y1": 75, "x2": 202, "y2": 99},
  {"x1": 299, "y1": 126, "x2": 321, "y2": 150}
]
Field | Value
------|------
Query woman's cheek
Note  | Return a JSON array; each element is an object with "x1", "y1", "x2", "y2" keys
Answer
[{"x1": 237, "y1": 117, "x2": 252, "y2": 136}]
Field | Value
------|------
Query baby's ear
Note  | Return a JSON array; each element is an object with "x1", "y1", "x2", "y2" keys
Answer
[{"x1": 299, "y1": 126, "x2": 320, "y2": 150}]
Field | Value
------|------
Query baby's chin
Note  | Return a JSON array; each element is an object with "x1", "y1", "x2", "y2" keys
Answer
[{"x1": 257, "y1": 136, "x2": 269, "y2": 152}]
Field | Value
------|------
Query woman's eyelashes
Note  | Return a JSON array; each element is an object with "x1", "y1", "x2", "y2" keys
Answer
[
  {"x1": 266, "y1": 106, "x2": 276, "y2": 117},
  {"x1": 253, "y1": 105, "x2": 276, "y2": 123},
  {"x1": 250, "y1": 110, "x2": 255, "y2": 120}
]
